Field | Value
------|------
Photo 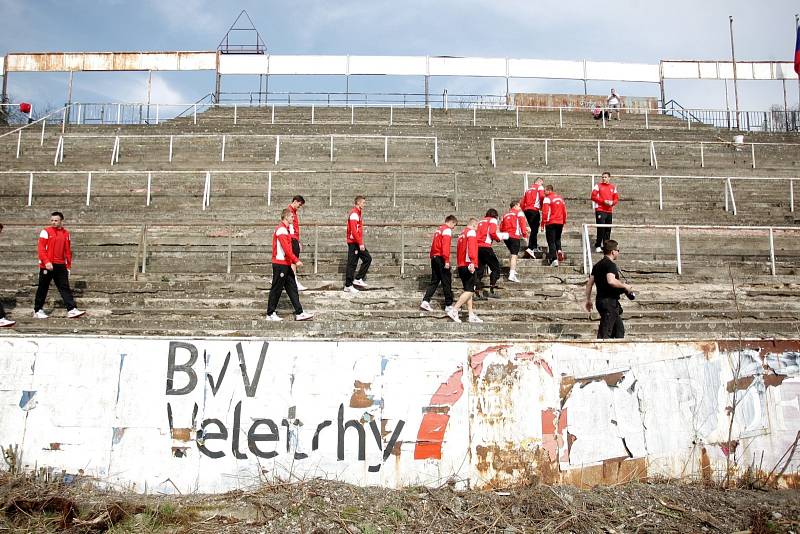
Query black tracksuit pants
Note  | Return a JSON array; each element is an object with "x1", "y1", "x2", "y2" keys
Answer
[
  {"x1": 545, "y1": 224, "x2": 563, "y2": 263},
  {"x1": 422, "y1": 256, "x2": 453, "y2": 306},
  {"x1": 267, "y1": 263, "x2": 303, "y2": 316},
  {"x1": 594, "y1": 211, "x2": 613, "y2": 249},
  {"x1": 345, "y1": 243, "x2": 372, "y2": 287},
  {"x1": 34, "y1": 264, "x2": 77, "y2": 312},
  {"x1": 596, "y1": 297, "x2": 625, "y2": 339},
  {"x1": 523, "y1": 210, "x2": 541, "y2": 249},
  {"x1": 476, "y1": 247, "x2": 501, "y2": 289}
]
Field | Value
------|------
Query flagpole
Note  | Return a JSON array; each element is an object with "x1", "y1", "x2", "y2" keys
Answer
[
  {"x1": 796, "y1": 14, "x2": 799, "y2": 119},
  {"x1": 729, "y1": 16, "x2": 740, "y2": 130}
]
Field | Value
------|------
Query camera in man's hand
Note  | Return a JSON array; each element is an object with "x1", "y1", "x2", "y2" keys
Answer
[{"x1": 625, "y1": 290, "x2": 636, "y2": 301}]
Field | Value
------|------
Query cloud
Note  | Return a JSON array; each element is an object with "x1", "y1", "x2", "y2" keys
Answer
[{"x1": 146, "y1": 0, "x2": 221, "y2": 37}]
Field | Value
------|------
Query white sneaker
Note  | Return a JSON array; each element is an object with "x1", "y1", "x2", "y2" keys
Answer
[
  {"x1": 446, "y1": 308, "x2": 462, "y2": 323},
  {"x1": 444, "y1": 305, "x2": 454, "y2": 314},
  {"x1": 595, "y1": 247, "x2": 603, "y2": 253},
  {"x1": 508, "y1": 272, "x2": 520, "y2": 283},
  {"x1": 67, "y1": 308, "x2": 85, "y2": 319},
  {"x1": 343, "y1": 286, "x2": 359, "y2": 294},
  {"x1": 468, "y1": 313, "x2": 484, "y2": 323},
  {"x1": 296, "y1": 280, "x2": 307, "y2": 292},
  {"x1": 420, "y1": 301, "x2": 434, "y2": 312},
  {"x1": 525, "y1": 248, "x2": 536, "y2": 257},
  {"x1": 550, "y1": 260, "x2": 559, "y2": 267},
  {"x1": 353, "y1": 279, "x2": 368, "y2": 288},
  {"x1": 266, "y1": 312, "x2": 282, "y2": 321},
  {"x1": 0, "y1": 318, "x2": 16, "y2": 328},
  {"x1": 295, "y1": 312, "x2": 314, "y2": 321},
  {"x1": 33, "y1": 310, "x2": 49, "y2": 319}
]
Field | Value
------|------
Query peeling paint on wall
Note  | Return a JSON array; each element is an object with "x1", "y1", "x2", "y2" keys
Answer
[{"x1": 0, "y1": 338, "x2": 797, "y2": 493}]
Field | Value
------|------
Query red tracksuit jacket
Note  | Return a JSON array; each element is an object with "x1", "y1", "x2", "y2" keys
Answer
[
  {"x1": 457, "y1": 227, "x2": 479, "y2": 268},
  {"x1": 520, "y1": 184, "x2": 545, "y2": 212},
  {"x1": 38, "y1": 226, "x2": 72, "y2": 269},
  {"x1": 476, "y1": 216, "x2": 508, "y2": 248},
  {"x1": 591, "y1": 182, "x2": 619, "y2": 214},
  {"x1": 429, "y1": 224, "x2": 453, "y2": 263},
  {"x1": 346, "y1": 207, "x2": 364, "y2": 246},
  {"x1": 272, "y1": 221, "x2": 299, "y2": 266},
  {"x1": 541, "y1": 193, "x2": 567, "y2": 227},
  {"x1": 500, "y1": 208, "x2": 529, "y2": 239},
  {"x1": 288, "y1": 204, "x2": 301, "y2": 241}
]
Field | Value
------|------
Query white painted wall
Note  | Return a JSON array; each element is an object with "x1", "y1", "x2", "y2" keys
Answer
[{"x1": 0, "y1": 337, "x2": 796, "y2": 493}]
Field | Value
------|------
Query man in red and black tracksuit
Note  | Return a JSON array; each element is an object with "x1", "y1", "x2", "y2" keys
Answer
[
  {"x1": 591, "y1": 172, "x2": 619, "y2": 252},
  {"x1": 266, "y1": 208, "x2": 313, "y2": 321},
  {"x1": 447, "y1": 217, "x2": 483, "y2": 323},
  {"x1": 520, "y1": 176, "x2": 545, "y2": 257},
  {"x1": 287, "y1": 194, "x2": 307, "y2": 291},
  {"x1": 344, "y1": 196, "x2": 372, "y2": 293},
  {"x1": 541, "y1": 185, "x2": 567, "y2": 267},
  {"x1": 500, "y1": 200, "x2": 528, "y2": 283},
  {"x1": 475, "y1": 208, "x2": 509, "y2": 299},
  {"x1": 34, "y1": 212, "x2": 85, "y2": 319},
  {"x1": 421, "y1": 215, "x2": 457, "y2": 312}
]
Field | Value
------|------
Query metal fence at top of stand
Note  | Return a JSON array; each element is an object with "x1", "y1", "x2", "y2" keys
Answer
[
  {"x1": 662, "y1": 100, "x2": 800, "y2": 133},
  {"x1": 217, "y1": 91, "x2": 509, "y2": 108}
]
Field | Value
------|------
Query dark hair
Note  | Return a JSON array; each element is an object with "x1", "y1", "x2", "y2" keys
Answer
[
  {"x1": 485, "y1": 208, "x2": 498, "y2": 218},
  {"x1": 534, "y1": 177, "x2": 544, "y2": 183},
  {"x1": 354, "y1": 195, "x2": 365, "y2": 203},
  {"x1": 280, "y1": 208, "x2": 292, "y2": 220},
  {"x1": 444, "y1": 214, "x2": 458, "y2": 224},
  {"x1": 0, "y1": 223, "x2": 3, "y2": 231},
  {"x1": 602, "y1": 239, "x2": 619, "y2": 254},
  {"x1": 509, "y1": 200, "x2": 519, "y2": 208},
  {"x1": 544, "y1": 185, "x2": 554, "y2": 193},
  {"x1": 292, "y1": 195, "x2": 305, "y2": 205},
  {"x1": 601, "y1": 172, "x2": 611, "y2": 178},
  {"x1": 51, "y1": 211, "x2": 64, "y2": 220}
]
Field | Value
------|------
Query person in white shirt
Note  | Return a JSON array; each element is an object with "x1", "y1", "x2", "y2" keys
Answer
[{"x1": 607, "y1": 88, "x2": 621, "y2": 121}]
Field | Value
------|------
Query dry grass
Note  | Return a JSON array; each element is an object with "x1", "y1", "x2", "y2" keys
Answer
[{"x1": 0, "y1": 471, "x2": 798, "y2": 533}]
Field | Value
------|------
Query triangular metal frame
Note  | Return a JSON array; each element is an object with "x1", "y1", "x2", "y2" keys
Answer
[{"x1": 217, "y1": 10, "x2": 267, "y2": 54}]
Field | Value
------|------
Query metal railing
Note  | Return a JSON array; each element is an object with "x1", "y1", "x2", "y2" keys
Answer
[
  {"x1": 515, "y1": 171, "x2": 797, "y2": 215},
  {"x1": 32, "y1": 99, "x2": 800, "y2": 133},
  {"x1": 0, "y1": 103, "x2": 77, "y2": 160},
  {"x1": 0, "y1": 168, "x2": 456, "y2": 210},
  {"x1": 48, "y1": 133, "x2": 439, "y2": 167},
  {"x1": 490, "y1": 136, "x2": 800, "y2": 169},
  {"x1": 581, "y1": 223, "x2": 800, "y2": 277}
]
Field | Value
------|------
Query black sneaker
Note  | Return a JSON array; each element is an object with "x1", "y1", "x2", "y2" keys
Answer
[{"x1": 473, "y1": 292, "x2": 488, "y2": 301}]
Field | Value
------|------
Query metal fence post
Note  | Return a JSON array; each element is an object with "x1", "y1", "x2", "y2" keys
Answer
[
  {"x1": 193, "y1": 104, "x2": 197, "y2": 125},
  {"x1": 311, "y1": 104, "x2": 315, "y2": 125},
  {"x1": 473, "y1": 106, "x2": 477, "y2": 127},
  {"x1": 582, "y1": 224, "x2": 590, "y2": 275},
  {"x1": 727, "y1": 178, "x2": 737, "y2": 215},
  {"x1": 330, "y1": 135, "x2": 334, "y2": 162},
  {"x1": 117, "y1": 103, "x2": 122, "y2": 125},
  {"x1": 400, "y1": 224, "x2": 405, "y2": 275},
  {"x1": 233, "y1": 104, "x2": 237, "y2": 125},
  {"x1": 523, "y1": 172, "x2": 529, "y2": 192},
  {"x1": 221, "y1": 135, "x2": 226, "y2": 162},
  {"x1": 491, "y1": 138, "x2": 496, "y2": 167},
  {"x1": 85, "y1": 172, "x2": 92, "y2": 206},
  {"x1": 147, "y1": 172, "x2": 152, "y2": 207},
  {"x1": 658, "y1": 177, "x2": 663, "y2": 210},
  {"x1": 227, "y1": 226, "x2": 233, "y2": 274},
  {"x1": 392, "y1": 172, "x2": 397, "y2": 208},
  {"x1": 267, "y1": 171, "x2": 272, "y2": 206},
  {"x1": 700, "y1": 142, "x2": 705, "y2": 168},
  {"x1": 271, "y1": 104, "x2": 275, "y2": 124},
  {"x1": 596, "y1": 140, "x2": 601, "y2": 166},
  {"x1": 454, "y1": 171, "x2": 459, "y2": 211},
  {"x1": 790, "y1": 179, "x2": 795, "y2": 213},
  {"x1": 769, "y1": 228, "x2": 776, "y2": 276},
  {"x1": 675, "y1": 226, "x2": 682, "y2": 275},
  {"x1": 275, "y1": 135, "x2": 280, "y2": 164},
  {"x1": 384, "y1": 136, "x2": 388, "y2": 163},
  {"x1": 644, "y1": 108, "x2": 649, "y2": 129},
  {"x1": 389, "y1": 105, "x2": 393, "y2": 126},
  {"x1": 516, "y1": 106, "x2": 519, "y2": 128},
  {"x1": 141, "y1": 224, "x2": 148, "y2": 274},
  {"x1": 314, "y1": 225, "x2": 319, "y2": 274},
  {"x1": 40, "y1": 119, "x2": 46, "y2": 146},
  {"x1": 169, "y1": 135, "x2": 173, "y2": 163},
  {"x1": 434, "y1": 137, "x2": 439, "y2": 167},
  {"x1": 559, "y1": 107, "x2": 563, "y2": 128},
  {"x1": 751, "y1": 143, "x2": 756, "y2": 169},
  {"x1": 155, "y1": 104, "x2": 160, "y2": 125},
  {"x1": 15, "y1": 130, "x2": 22, "y2": 159},
  {"x1": 27, "y1": 173, "x2": 33, "y2": 207},
  {"x1": 544, "y1": 139, "x2": 548, "y2": 166}
]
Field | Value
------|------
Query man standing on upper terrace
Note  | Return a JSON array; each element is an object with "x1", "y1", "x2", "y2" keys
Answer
[
  {"x1": 266, "y1": 208, "x2": 314, "y2": 322},
  {"x1": 33, "y1": 212, "x2": 85, "y2": 319},
  {"x1": 287, "y1": 195, "x2": 307, "y2": 292},
  {"x1": 607, "y1": 88, "x2": 622, "y2": 121},
  {"x1": 343, "y1": 196, "x2": 371, "y2": 294},
  {"x1": 591, "y1": 172, "x2": 619, "y2": 253}
]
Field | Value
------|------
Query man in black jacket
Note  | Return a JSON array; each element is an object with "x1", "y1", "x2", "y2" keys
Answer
[{"x1": 584, "y1": 240, "x2": 634, "y2": 339}]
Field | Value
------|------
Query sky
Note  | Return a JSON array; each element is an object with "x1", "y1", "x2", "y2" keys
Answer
[{"x1": 1, "y1": 0, "x2": 798, "y2": 111}]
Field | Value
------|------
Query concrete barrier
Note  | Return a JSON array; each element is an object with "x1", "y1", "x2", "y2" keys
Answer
[{"x1": 0, "y1": 337, "x2": 797, "y2": 493}]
